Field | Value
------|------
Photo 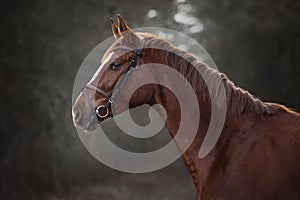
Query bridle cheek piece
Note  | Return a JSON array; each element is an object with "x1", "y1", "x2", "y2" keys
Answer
[{"x1": 83, "y1": 38, "x2": 144, "y2": 120}]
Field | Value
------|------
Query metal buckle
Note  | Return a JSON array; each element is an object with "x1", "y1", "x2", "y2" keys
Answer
[{"x1": 95, "y1": 105, "x2": 109, "y2": 119}]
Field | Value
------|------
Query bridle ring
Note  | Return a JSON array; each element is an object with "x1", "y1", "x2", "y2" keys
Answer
[{"x1": 95, "y1": 105, "x2": 109, "y2": 119}]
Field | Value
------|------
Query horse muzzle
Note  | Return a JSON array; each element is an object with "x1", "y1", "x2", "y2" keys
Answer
[{"x1": 72, "y1": 93, "x2": 111, "y2": 132}]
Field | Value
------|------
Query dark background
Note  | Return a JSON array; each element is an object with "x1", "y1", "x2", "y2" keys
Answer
[{"x1": 1, "y1": 0, "x2": 299, "y2": 199}]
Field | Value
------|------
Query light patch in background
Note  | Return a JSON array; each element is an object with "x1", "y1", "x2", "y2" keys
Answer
[
  {"x1": 147, "y1": 9, "x2": 158, "y2": 19},
  {"x1": 173, "y1": 0, "x2": 204, "y2": 34}
]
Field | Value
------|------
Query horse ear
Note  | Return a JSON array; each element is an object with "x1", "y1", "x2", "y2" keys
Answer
[
  {"x1": 110, "y1": 18, "x2": 120, "y2": 39},
  {"x1": 117, "y1": 14, "x2": 139, "y2": 44}
]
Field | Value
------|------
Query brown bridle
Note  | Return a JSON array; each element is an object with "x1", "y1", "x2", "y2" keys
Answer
[{"x1": 82, "y1": 38, "x2": 144, "y2": 128}]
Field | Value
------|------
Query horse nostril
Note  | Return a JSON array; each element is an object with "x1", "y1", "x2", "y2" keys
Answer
[{"x1": 73, "y1": 108, "x2": 81, "y2": 123}]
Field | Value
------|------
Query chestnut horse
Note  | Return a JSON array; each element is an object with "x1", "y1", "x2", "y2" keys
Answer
[{"x1": 72, "y1": 15, "x2": 300, "y2": 199}]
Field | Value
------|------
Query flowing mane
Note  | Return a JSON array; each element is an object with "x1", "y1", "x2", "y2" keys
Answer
[{"x1": 135, "y1": 32, "x2": 287, "y2": 117}]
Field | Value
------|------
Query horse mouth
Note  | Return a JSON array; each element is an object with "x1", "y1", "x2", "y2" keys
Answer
[
  {"x1": 82, "y1": 120, "x2": 97, "y2": 132},
  {"x1": 71, "y1": 110, "x2": 96, "y2": 132},
  {"x1": 72, "y1": 109, "x2": 111, "y2": 132}
]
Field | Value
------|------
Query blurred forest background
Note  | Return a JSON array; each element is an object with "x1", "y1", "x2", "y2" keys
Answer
[{"x1": 1, "y1": 0, "x2": 300, "y2": 199}]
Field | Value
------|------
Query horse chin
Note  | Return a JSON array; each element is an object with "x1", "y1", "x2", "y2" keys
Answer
[{"x1": 82, "y1": 118, "x2": 99, "y2": 132}]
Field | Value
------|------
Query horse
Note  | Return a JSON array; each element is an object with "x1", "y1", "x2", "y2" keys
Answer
[{"x1": 72, "y1": 14, "x2": 300, "y2": 199}]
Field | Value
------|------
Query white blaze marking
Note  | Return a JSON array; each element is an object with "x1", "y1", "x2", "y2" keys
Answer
[{"x1": 88, "y1": 52, "x2": 114, "y2": 84}]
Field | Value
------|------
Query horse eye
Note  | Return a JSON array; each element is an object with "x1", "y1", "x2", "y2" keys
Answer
[{"x1": 110, "y1": 62, "x2": 122, "y2": 70}]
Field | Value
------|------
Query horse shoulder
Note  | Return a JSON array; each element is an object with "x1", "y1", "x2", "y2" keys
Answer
[{"x1": 203, "y1": 109, "x2": 300, "y2": 199}]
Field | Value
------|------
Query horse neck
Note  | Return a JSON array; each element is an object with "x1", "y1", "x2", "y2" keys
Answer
[
  {"x1": 143, "y1": 47, "x2": 218, "y2": 139},
  {"x1": 144, "y1": 46, "x2": 220, "y2": 183},
  {"x1": 140, "y1": 42, "x2": 286, "y2": 197}
]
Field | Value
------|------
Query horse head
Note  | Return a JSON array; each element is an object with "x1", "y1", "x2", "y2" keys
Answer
[{"x1": 72, "y1": 14, "x2": 159, "y2": 131}]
